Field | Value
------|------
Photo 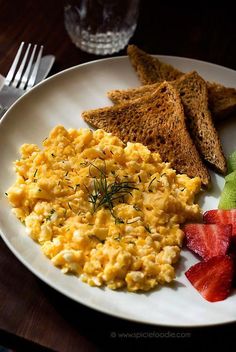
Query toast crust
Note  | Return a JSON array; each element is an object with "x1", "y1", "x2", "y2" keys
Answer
[
  {"x1": 83, "y1": 82, "x2": 210, "y2": 186},
  {"x1": 107, "y1": 72, "x2": 227, "y2": 174},
  {"x1": 127, "y1": 45, "x2": 236, "y2": 120},
  {"x1": 127, "y1": 45, "x2": 182, "y2": 84}
]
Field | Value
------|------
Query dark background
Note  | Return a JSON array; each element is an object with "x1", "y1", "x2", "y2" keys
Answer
[
  {"x1": 0, "y1": 0, "x2": 235, "y2": 351},
  {"x1": 0, "y1": 1, "x2": 236, "y2": 73}
]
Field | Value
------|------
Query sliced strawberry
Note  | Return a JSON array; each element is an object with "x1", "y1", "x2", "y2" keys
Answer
[
  {"x1": 184, "y1": 223, "x2": 232, "y2": 261},
  {"x1": 229, "y1": 252, "x2": 236, "y2": 286},
  {"x1": 203, "y1": 209, "x2": 236, "y2": 243},
  {"x1": 185, "y1": 255, "x2": 234, "y2": 302}
]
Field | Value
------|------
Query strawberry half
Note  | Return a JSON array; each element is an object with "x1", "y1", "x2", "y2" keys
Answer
[
  {"x1": 185, "y1": 255, "x2": 234, "y2": 302},
  {"x1": 203, "y1": 209, "x2": 236, "y2": 239},
  {"x1": 184, "y1": 223, "x2": 232, "y2": 261}
]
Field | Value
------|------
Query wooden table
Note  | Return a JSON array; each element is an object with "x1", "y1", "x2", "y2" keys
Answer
[{"x1": 0, "y1": 1, "x2": 236, "y2": 350}]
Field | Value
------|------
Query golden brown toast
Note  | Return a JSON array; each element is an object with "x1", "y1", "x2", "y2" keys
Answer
[
  {"x1": 108, "y1": 71, "x2": 227, "y2": 174},
  {"x1": 127, "y1": 45, "x2": 182, "y2": 84},
  {"x1": 208, "y1": 83, "x2": 236, "y2": 119},
  {"x1": 108, "y1": 82, "x2": 160, "y2": 104},
  {"x1": 127, "y1": 45, "x2": 236, "y2": 121},
  {"x1": 83, "y1": 81, "x2": 210, "y2": 186}
]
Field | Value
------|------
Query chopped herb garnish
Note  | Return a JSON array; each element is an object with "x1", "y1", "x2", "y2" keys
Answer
[
  {"x1": 127, "y1": 217, "x2": 141, "y2": 224},
  {"x1": 38, "y1": 189, "x2": 42, "y2": 192},
  {"x1": 68, "y1": 202, "x2": 72, "y2": 210},
  {"x1": 111, "y1": 170, "x2": 116, "y2": 175},
  {"x1": 180, "y1": 188, "x2": 186, "y2": 192},
  {"x1": 160, "y1": 173, "x2": 166, "y2": 177},
  {"x1": 110, "y1": 150, "x2": 114, "y2": 155},
  {"x1": 75, "y1": 184, "x2": 80, "y2": 190},
  {"x1": 51, "y1": 153, "x2": 56, "y2": 157},
  {"x1": 43, "y1": 137, "x2": 48, "y2": 142},
  {"x1": 5, "y1": 192, "x2": 8, "y2": 196},
  {"x1": 68, "y1": 185, "x2": 74, "y2": 189},
  {"x1": 65, "y1": 171, "x2": 69, "y2": 177},
  {"x1": 115, "y1": 217, "x2": 125, "y2": 224},
  {"x1": 133, "y1": 205, "x2": 141, "y2": 211},
  {"x1": 88, "y1": 234, "x2": 105, "y2": 244},
  {"x1": 46, "y1": 209, "x2": 56, "y2": 221},
  {"x1": 138, "y1": 175, "x2": 141, "y2": 182},
  {"x1": 144, "y1": 225, "x2": 151, "y2": 233},
  {"x1": 86, "y1": 162, "x2": 138, "y2": 222},
  {"x1": 114, "y1": 234, "x2": 121, "y2": 241},
  {"x1": 129, "y1": 241, "x2": 135, "y2": 245},
  {"x1": 33, "y1": 169, "x2": 38, "y2": 178},
  {"x1": 148, "y1": 177, "x2": 156, "y2": 191},
  {"x1": 21, "y1": 220, "x2": 26, "y2": 225}
]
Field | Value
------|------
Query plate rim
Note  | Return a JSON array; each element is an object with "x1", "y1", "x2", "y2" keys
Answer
[
  {"x1": 1, "y1": 54, "x2": 236, "y2": 328},
  {"x1": 1, "y1": 53, "x2": 236, "y2": 129}
]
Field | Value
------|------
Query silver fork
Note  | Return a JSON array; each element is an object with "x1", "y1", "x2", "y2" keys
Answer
[{"x1": 0, "y1": 42, "x2": 44, "y2": 117}]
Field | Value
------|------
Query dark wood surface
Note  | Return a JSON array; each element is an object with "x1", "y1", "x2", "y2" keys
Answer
[{"x1": 0, "y1": 1, "x2": 236, "y2": 351}]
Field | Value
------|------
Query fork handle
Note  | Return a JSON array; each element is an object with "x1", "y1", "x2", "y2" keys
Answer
[{"x1": 0, "y1": 106, "x2": 7, "y2": 119}]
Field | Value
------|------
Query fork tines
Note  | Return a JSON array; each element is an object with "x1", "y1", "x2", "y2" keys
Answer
[{"x1": 5, "y1": 42, "x2": 44, "y2": 91}]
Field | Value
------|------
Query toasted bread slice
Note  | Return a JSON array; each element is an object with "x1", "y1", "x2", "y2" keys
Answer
[
  {"x1": 127, "y1": 45, "x2": 182, "y2": 84},
  {"x1": 108, "y1": 82, "x2": 160, "y2": 104},
  {"x1": 207, "y1": 82, "x2": 236, "y2": 119},
  {"x1": 108, "y1": 72, "x2": 227, "y2": 175},
  {"x1": 174, "y1": 72, "x2": 227, "y2": 174},
  {"x1": 83, "y1": 81, "x2": 210, "y2": 186},
  {"x1": 127, "y1": 45, "x2": 236, "y2": 120}
]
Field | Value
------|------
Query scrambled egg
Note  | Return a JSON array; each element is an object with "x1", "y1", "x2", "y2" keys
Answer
[{"x1": 7, "y1": 126, "x2": 201, "y2": 291}]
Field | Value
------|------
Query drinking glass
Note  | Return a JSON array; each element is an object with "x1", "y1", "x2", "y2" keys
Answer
[{"x1": 64, "y1": 0, "x2": 140, "y2": 55}]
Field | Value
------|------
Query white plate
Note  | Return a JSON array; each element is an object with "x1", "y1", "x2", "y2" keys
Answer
[{"x1": 0, "y1": 56, "x2": 236, "y2": 327}]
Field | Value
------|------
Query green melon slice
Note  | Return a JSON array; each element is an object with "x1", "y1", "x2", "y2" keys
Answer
[
  {"x1": 219, "y1": 181, "x2": 236, "y2": 209},
  {"x1": 225, "y1": 170, "x2": 236, "y2": 183},
  {"x1": 227, "y1": 150, "x2": 236, "y2": 174}
]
